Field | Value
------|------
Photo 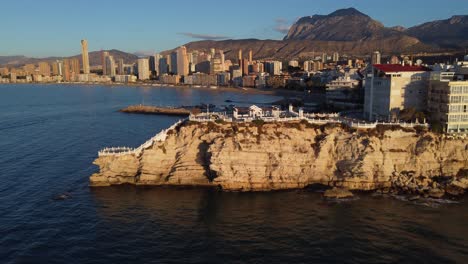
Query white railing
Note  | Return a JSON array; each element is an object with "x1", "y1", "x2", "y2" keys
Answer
[
  {"x1": 442, "y1": 133, "x2": 467, "y2": 140},
  {"x1": 303, "y1": 113, "x2": 339, "y2": 118},
  {"x1": 98, "y1": 119, "x2": 185, "y2": 157},
  {"x1": 344, "y1": 120, "x2": 430, "y2": 129},
  {"x1": 189, "y1": 111, "x2": 430, "y2": 130}
]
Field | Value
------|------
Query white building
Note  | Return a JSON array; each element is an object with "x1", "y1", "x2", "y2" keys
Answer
[
  {"x1": 428, "y1": 57, "x2": 468, "y2": 133},
  {"x1": 137, "y1": 58, "x2": 150, "y2": 80},
  {"x1": 364, "y1": 64, "x2": 431, "y2": 121}
]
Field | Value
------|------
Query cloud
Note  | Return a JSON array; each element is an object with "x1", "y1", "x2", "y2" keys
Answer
[
  {"x1": 133, "y1": 50, "x2": 155, "y2": 57},
  {"x1": 274, "y1": 25, "x2": 291, "y2": 34},
  {"x1": 178, "y1": 32, "x2": 230, "y2": 40},
  {"x1": 274, "y1": 18, "x2": 291, "y2": 34}
]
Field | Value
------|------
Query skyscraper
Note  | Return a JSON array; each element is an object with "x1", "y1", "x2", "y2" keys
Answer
[
  {"x1": 149, "y1": 53, "x2": 161, "y2": 76},
  {"x1": 38, "y1": 62, "x2": 51, "y2": 77},
  {"x1": 372, "y1": 51, "x2": 381, "y2": 65},
  {"x1": 71, "y1": 58, "x2": 80, "y2": 75},
  {"x1": 62, "y1": 58, "x2": 78, "y2": 81},
  {"x1": 118, "y1": 59, "x2": 124, "y2": 75},
  {"x1": 63, "y1": 59, "x2": 71, "y2": 81},
  {"x1": 101, "y1": 51, "x2": 109, "y2": 75},
  {"x1": 106, "y1": 56, "x2": 116, "y2": 77},
  {"x1": 177, "y1": 46, "x2": 189, "y2": 76},
  {"x1": 219, "y1": 50, "x2": 225, "y2": 72},
  {"x1": 52, "y1": 60, "x2": 62, "y2": 76},
  {"x1": 81, "y1": 39, "x2": 90, "y2": 74},
  {"x1": 170, "y1": 52, "x2": 178, "y2": 74},
  {"x1": 242, "y1": 59, "x2": 249, "y2": 76},
  {"x1": 166, "y1": 54, "x2": 172, "y2": 74},
  {"x1": 137, "y1": 58, "x2": 150, "y2": 80},
  {"x1": 238, "y1": 49, "x2": 243, "y2": 75},
  {"x1": 159, "y1": 57, "x2": 168, "y2": 75}
]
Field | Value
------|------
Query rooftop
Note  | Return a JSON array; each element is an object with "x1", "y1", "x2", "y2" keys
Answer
[{"x1": 373, "y1": 64, "x2": 431, "y2": 73}]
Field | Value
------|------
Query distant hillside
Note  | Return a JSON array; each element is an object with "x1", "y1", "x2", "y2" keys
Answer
[
  {"x1": 0, "y1": 50, "x2": 138, "y2": 67},
  {"x1": 174, "y1": 37, "x2": 432, "y2": 61},
  {"x1": 406, "y1": 15, "x2": 468, "y2": 49},
  {"x1": 165, "y1": 8, "x2": 466, "y2": 60}
]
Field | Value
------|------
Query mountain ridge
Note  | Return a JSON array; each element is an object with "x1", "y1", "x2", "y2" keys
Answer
[
  {"x1": 174, "y1": 8, "x2": 467, "y2": 60},
  {"x1": 0, "y1": 50, "x2": 138, "y2": 68},
  {"x1": 1, "y1": 8, "x2": 467, "y2": 66}
]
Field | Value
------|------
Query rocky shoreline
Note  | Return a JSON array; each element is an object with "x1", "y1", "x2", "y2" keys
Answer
[
  {"x1": 120, "y1": 105, "x2": 196, "y2": 116},
  {"x1": 90, "y1": 121, "x2": 468, "y2": 199}
]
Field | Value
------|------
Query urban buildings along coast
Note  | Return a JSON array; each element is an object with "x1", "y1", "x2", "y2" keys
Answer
[{"x1": 1, "y1": 40, "x2": 467, "y2": 134}]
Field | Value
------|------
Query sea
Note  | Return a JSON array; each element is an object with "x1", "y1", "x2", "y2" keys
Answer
[{"x1": 0, "y1": 84, "x2": 467, "y2": 264}]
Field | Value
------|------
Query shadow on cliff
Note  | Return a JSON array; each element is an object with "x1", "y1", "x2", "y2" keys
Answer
[{"x1": 197, "y1": 141, "x2": 218, "y2": 182}]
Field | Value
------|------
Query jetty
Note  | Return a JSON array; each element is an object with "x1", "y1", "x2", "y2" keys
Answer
[{"x1": 120, "y1": 105, "x2": 199, "y2": 116}]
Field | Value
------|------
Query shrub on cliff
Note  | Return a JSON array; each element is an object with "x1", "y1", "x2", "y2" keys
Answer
[
  {"x1": 215, "y1": 119, "x2": 226, "y2": 124},
  {"x1": 251, "y1": 119, "x2": 265, "y2": 127}
]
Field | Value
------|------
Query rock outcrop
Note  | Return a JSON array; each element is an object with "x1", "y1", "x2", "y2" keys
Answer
[
  {"x1": 90, "y1": 121, "x2": 468, "y2": 194},
  {"x1": 323, "y1": 187, "x2": 354, "y2": 199}
]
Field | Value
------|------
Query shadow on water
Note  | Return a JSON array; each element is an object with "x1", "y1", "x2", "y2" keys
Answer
[{"x1": 89, "y1": 186, "x2": 468, "y2": 263}]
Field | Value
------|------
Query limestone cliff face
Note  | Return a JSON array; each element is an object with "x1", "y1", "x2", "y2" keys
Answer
[{"x1": 90, "y1": 122, "x2": 468, "y2": 192}]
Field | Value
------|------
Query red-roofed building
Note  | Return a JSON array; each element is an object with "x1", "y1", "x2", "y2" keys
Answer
[
  {"x1": 364, "y1": 64, "x2": 431, "y2": 121},
  {"x1": 372, "y1": 64, "x2": 431, "y2": 73}
]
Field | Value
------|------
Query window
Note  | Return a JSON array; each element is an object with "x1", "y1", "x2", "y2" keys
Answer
[
  {"x1": 449, "y1": 115, "x2": 460, "y2": 122},
  {"x1": 451, "y1": 96, "x2": 461, "y2": 103},
  {"x1": 462, "y1": 114, "x2": 468, "y2": 122},
  {"x1": 450, "y1": 105, "x2": 460, "y2": 113}
]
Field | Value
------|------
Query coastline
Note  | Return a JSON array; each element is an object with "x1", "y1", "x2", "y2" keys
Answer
[
  {"x1": 0, "y1": 81, "x2": 307, "y2": 97},
  {"x1": 90, "y1": 120, "x2": 468, "y2": 198}
]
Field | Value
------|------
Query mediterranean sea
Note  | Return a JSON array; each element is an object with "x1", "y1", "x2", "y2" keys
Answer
[{"x1": 0, "y1": 84, "x2": 467, "y2": 263}]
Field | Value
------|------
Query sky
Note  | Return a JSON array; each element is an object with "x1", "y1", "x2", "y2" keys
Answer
[{"x1": 2, "y1": 0, "x2": 467, "y2": 57}]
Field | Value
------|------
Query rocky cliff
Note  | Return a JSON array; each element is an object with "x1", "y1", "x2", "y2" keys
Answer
[
  {"x1": 284, "y1": 8, "x2": 409, "y2": 42},
  {"x1": 90, "y1": 121, "x2": 468, "y2": 195}
]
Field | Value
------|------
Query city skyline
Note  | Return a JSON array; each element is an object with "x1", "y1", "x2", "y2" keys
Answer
[{"x1": 1, "y1": 0, "x2": 467, "y2": 57}]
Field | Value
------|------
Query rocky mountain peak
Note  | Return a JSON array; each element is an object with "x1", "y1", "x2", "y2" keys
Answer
[{"x1": 328, "y1": 7, "x2": 368, "y2": 17}]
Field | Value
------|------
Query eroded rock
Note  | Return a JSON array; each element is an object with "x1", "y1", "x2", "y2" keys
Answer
[{"x1": 89, "y1": 122, "x2": 468, "y2": 192}]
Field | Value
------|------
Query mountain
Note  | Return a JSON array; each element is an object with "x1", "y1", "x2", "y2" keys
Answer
[
  {"x1": 284, "y1": 8, "x2": 407, "y2": 41},
  {"x1": 178, "y1": 38, "x2": 430, "y2": 61},
  {"x1": 168, "y1": 8, "x2": 465, "y2": 60},
  {"x1": 406, "y1": 15, "x2": 468, "y2": 49},
  {"x1": 0, "y1": 50, "x2": 138, "y2": 67}
]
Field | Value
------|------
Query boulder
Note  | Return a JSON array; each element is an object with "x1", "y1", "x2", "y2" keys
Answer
[
  {"x1": 451, "y1": 178, "x2": 468, "y2": 189},
  {"x1": 428, "y1": 188, "x2": 445, "y2": 199},
  {"x1": 323, "y1": 187, "x2": 354, "y2": 199},
  {"x1": 446, "y1": 185, "x2": 465, "y2": 196}
]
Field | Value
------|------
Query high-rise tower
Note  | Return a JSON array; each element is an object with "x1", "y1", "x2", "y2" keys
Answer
[
  {"x1": 101, "y1": 51, "x2": 109, "y2": 75},
  {"x1": 177, "y1": 46, "x2": 189, "y2": 76},
  {"x1": 219, "y1": 50, "x2": 225, "y2": 72},
  {"x1": 137, "y1": 58, "x2": 150, "y2": 80},
  {"x1": 81, "y1": 40, "x2": 90, "y2": 74}
]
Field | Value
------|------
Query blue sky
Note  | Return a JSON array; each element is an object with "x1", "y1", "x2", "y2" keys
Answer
[{"x1": 2, "y1": 0, "x2": 467, "y2": 57}]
